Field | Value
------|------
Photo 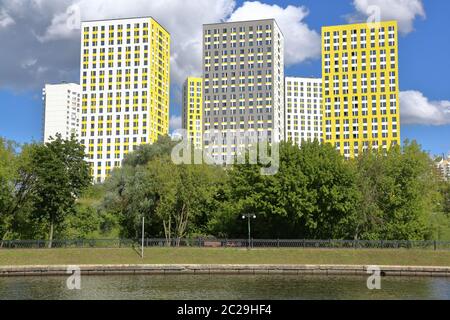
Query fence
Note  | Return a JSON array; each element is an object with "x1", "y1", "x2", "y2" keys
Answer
[{"x1": 1, "y1": 238, "x2": 450, "y2": 250}]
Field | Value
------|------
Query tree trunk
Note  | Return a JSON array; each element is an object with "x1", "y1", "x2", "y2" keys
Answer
[
  {"x1": 163, "y1": 217, "x2": 172, "y2": 247},
  {"x1": 0, "y1": 231, "x2": 11, "y2": 248},
  {"x1": 175, "y1": 203, "x2": 189, "y2": 247},
  {"x1": 48, "y1": 218, "x2": 54, "y2": 249}
]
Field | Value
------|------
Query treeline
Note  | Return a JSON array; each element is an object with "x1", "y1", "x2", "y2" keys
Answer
[
  {"x1": 0, "y1": 136, "x2": 90, "y2": 245},
  {"x1": 1, "y1": 135, "x2": 449, "y2": 242}
]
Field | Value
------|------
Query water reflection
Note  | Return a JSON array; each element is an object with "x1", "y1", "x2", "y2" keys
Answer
[{"x1": 0, "y1": 275, "x2": 449, "y2": 300}]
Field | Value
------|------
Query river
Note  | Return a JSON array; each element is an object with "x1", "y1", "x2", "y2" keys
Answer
[{"x1": 0, "y1": 275, "x2": 449, "y2": 300}]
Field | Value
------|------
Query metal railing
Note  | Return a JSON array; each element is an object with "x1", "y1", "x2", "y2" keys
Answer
[
  {"x1": 1, "y1": 238, "x2": 450, "y2": 250},
  {"x1": 0, "y1": 239, "x2": 137, "y2": 249}
]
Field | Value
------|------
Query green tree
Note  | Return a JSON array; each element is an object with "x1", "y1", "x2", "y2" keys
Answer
[
  {"x1": 0, "y1": 138, "x2": 17, "y2": 238},
  {"x1": 0, "y1": 139, "x2": 16, "y2": 208},
  {"x1": 443, "y1": 181, "x2": 450, "y2": 215},
  {"x1": 122, "y1": 135, "x2": 176, "y2": 167},
  {"x1": 209, "y1": 141, "x2": 359, "y2": 239},
  {"x1": 105, "y1": 164, "x2": 163, "y2": 239},
  {"x1": 103, "y1": 141, "x2": 168, "y2": 239},
  {"x1": 104, "y1": 151, "x2": 225, "y2": 243},
  {"x1": 29, "y1": 135, "x2": 91, "y2": 246},
  {"x1": 100, "y1": 135, "x2": 178, "y2": 239},
  {"x1": 102, "y1": 132, "x2": 225, "y2": 242},
  {"x1": 353, "y1": 141, "x2": 439, "y2": 240},
  {"x1": 153, "y1": 159, "x2": 225, "y2": 244},
  {"x1": 61, "y1": 184, "x2": 119, "y2": 239},
  {"x1": 0, "y1": 140, "x2": 38, "y2": 240},
  {"x1": 429, "y1": 181, "x2": 450, "y2": 241}
]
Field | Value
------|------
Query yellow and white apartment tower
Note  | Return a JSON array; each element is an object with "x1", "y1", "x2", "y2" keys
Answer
[
  {"x1": 42, "y1": 83, "x2": 81, "y2": 143},
  {"x1": 80, "y1": 17, "x2": 170, "y2": 182},
  {"x1": 182, "y1": 77, "x2": 203, "y2": 148},
  {"x1": 285, "y1": 77, "x2": 322, "y2": 146},
  {"x1": 322, "y1": 21, "x2": 400, "y2": 159}
]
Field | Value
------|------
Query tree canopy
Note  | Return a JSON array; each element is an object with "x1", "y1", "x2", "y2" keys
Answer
[
  {"x1": 1, "y1": 134, "x2": 448, "y2": 242},
  {"x1": 0, "y1": 135, "x2": 91, "y2": 244}
]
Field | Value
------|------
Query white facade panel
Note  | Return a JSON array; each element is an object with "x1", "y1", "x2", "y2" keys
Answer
[
  {"x1": 285, "y1": 77, "x2": 322, "y2": 146},
  {"x1": 42, "y1": 83, "x2": 81, "y2": 143}
]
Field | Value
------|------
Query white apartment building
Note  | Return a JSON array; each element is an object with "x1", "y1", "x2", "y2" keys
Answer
[
  {"x1": 437, "y1": 156, "x2": 450, "y2": 181},
  {"x1": 42, "y1": 83, "x2": 81, "y2": 143},
  {"x1": 285, "y1": 77, "x2": 322, "y2": 146},
  {"x1": 202, "y1": 19, "x2": 285, "y2": 163},
  {"x1": 80, "y1": 17, "x2": 170, "y2": 182}
]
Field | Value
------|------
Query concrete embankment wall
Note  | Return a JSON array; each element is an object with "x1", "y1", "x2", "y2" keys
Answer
[{"x1": 0, "y1": 264, "x2": 449, "y2": 277}]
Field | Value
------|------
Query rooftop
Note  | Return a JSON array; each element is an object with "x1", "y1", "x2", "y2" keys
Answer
[
  {"x1": 322, "y1": 20, "x2": 398, "y2": 30},
  {"x1": 81, "y1": 16, "x2": 170, "y2": 34},
  {"x1": 203, "y1": 18, "x2": 283, "y2": 36}
]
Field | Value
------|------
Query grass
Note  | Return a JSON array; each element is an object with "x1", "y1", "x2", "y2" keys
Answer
[{"x1": 0, "y1": 248, "x2": 450, "y2": 266}]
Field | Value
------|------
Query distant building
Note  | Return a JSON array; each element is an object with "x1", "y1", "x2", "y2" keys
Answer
[
  {"x1": 285, "y1": 77, "x2": 322, "y2": 146},
  {"x1": 42, "y1": 83, "x2": 81, "y2": 143},
  {"x1": 437, "y1": 156, "x2": 450, "y2": 181},
  {"x1": 182, "y1": 77, "x2": 203, "y2": 148}
]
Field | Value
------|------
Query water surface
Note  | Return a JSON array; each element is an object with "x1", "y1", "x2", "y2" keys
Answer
[{"x1": 0, "y1": 275, "x2": 449, "y2": 300}]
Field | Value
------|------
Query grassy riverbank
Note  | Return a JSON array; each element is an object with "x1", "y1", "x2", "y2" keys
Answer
[{"x1": 0, "y1": 248, "x2": 450, "y2": 266}]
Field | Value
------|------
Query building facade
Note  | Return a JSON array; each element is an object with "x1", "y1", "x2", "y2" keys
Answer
[
  {"x1": 202, "y1": 19, "x2": 285, "y2": 163},
  {"x1": 182, "y1": 77, "x2": 203, "y2": 148},
  {"x1": 285, "y1": 77, "x2": 322, "y2": 146},
  {"x1": 437, "y1": 156, "x2": 450, "y2": 181},
  {"x1": 80, "y1": 17, "x2": 170, "y2": 182},
  {"x1": 42, "y1": 83, "x2": 81, "y2": 143},
  {"x1": 322, "y1": 21, "x2": 400, "y2": 159}
]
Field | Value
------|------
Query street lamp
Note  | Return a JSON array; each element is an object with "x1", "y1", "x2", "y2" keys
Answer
[
  {"x1": 242, "y1": 214, "x2": 256, "y2": 249},
  {"x1": 141, "y1": 216, "x2": 145, "y2": 259}
]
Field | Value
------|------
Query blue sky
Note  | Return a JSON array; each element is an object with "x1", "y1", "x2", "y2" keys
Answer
[{"x1": 0, "y1": 0, "x2": 449, "y2": 156}]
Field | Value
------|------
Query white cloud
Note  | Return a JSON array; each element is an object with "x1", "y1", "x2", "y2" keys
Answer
[
  {"x1": 21, "y1": 58, "x2": 37, "y2": 69},
  {"x1": 0, "y1": 0, "x2": 236, "y2": 91},
  {"x1": 228, "y1": 1, "x2": 321, "y2": 65},
  {"x1": 0, "y1": 0, "x2": 322, "y2": 120},
  {"x1": 0, "y1": 9, "x2": 14, "y2": 28},
  {"x1": 37, "y1": 0, "x2": 236, "y2": 85},
  {"x1": 37, "y1": 4, "x2": 81, "y2": 42},
  {"x1": 400, "y1": 91, "x2": 450, "y2": 126},
  {"x1": 169, "y1": 115, "x2": 182, "y2": 132},
  {"x1": 349, "y1": 0, "x2": 425, "y2": 35}
]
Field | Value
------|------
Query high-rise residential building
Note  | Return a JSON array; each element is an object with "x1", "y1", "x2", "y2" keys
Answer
[
  {"x1": 436, "y1": 156, "x2": 450, "y2": 181},
  {"x1": 202, "y1": 19, "x2": 285, "y2": 163},
  {"x1": 322, "y1": 21, "x2": 400, "y2": 159},
  {"x1": 285, "y1": 77, "x2": 322, "y2": 146},
  {"x1": 80, "y1": 17, "x2": 170, "y2": 182},
  {"x1": 182, "y1": 77, "x2": 203, "y2": 148},
  {"x1": 42, "y1": 83, "x2": 81, "y2": 143}
]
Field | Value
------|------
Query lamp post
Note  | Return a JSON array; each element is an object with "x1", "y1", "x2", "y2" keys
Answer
[
  {"x1": 242, "y1": 214, "x2": 256, "y2": 249},
  {"x1": 141, "y1": 216, "x2": 145, "y2": 259}
]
